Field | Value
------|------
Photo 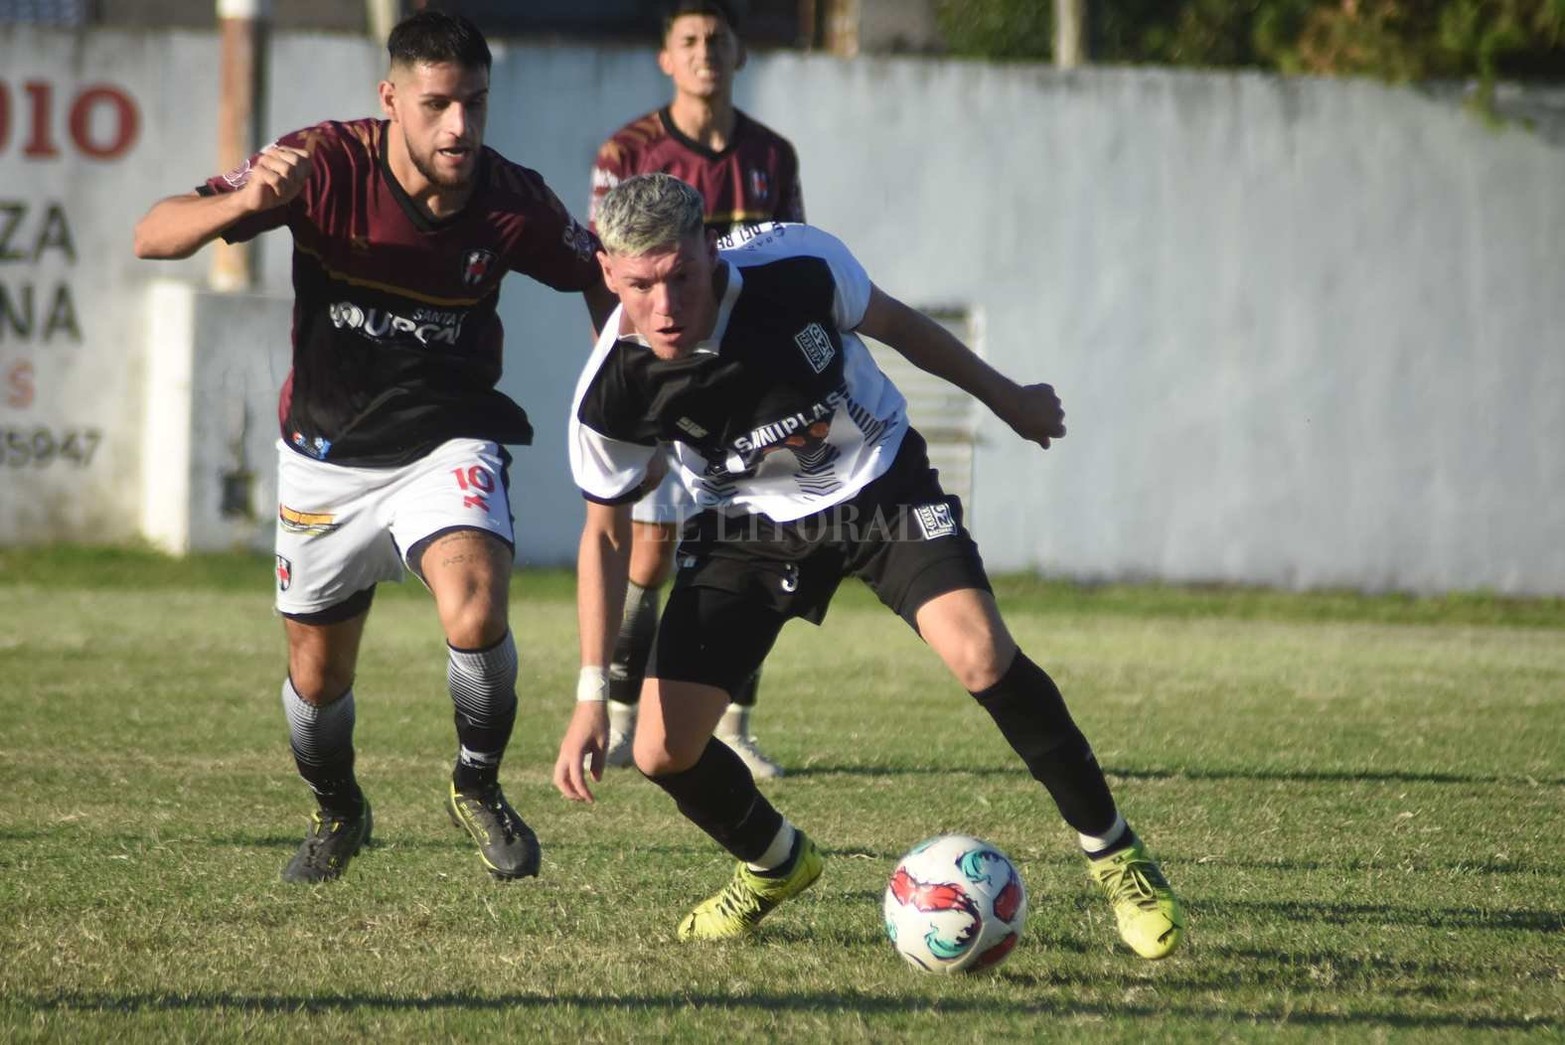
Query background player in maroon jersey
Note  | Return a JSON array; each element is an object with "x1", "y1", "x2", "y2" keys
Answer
[
  {"x1": 587, "y1": 0, "x2": 804, "y2": 779},
  {"x1": 134, "y1": 11, "x2": 615, "y2": 884}
]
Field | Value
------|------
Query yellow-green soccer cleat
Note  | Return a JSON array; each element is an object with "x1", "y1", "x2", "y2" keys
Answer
[
  {"x1": 1087, "y1": 837, "x2": 1185, "y2": 960},
  {"x1": 446, "y1": 782, "x2": 541, "y2": 879},
  {"x1": 677, "y1": 834, "x2": 824, "y2": 940}
]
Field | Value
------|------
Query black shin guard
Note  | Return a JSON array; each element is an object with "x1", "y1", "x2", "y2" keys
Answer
[
  {"x1": 609, "y1": 582, "x2": 661, "y2": 705},
  {"x1": 971, "y1": 651, "x2": 1119, "y2": 836},
  {"x1": 644, "y1": 739, "x2": 784, "y2": 862}
]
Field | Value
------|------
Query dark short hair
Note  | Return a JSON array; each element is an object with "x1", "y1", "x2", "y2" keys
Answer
[
  {"x1": 662, "y1": 1, "x2": 740, "y2": 36},
  {"x1": 387, "y1": 10, "x2": 492, "y2": 72}
]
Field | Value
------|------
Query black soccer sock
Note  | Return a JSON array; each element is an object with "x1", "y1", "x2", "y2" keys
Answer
[
  {"x1": 729, "y1": 666, "x2": 761, "y2": 708},
  {"x1": 448, "y1": 632, "x2": 519, "y2": 793},
  {"x1": 608, "y1": 581, "x2": 662, "y2": 706},
  {"x1": 281, "y1": 678, "x2": 364, "y2": 817},
  {"x1": 971, "y1": 651, "x2": 1120, "y2": 838},
  {"x1": 644, "y1": 738, "x2": 785, "y2": 862}
]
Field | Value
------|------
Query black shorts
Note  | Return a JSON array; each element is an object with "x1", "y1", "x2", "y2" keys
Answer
[{"x1": 649, "y1": 429, "x2": 992, "y2": 692}]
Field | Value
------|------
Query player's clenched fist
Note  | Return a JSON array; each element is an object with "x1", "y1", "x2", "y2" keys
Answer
[
  {"x1": 1004, "y1": 382, "x2": 1066, "y2": 449},
  {"x1": 239, "y1": 144, "x2": 312, "y2": 213}
]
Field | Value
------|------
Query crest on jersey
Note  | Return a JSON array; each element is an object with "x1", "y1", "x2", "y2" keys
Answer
[
  {"x1": 748, "y1": 168, "x2": 771, "y2": 202},
  {"x1": 794, "y1": 323, "x2": 835, "y2": 374},
  {"x1": 461, "y1": 249, "x2": 497, "y2": 287}
]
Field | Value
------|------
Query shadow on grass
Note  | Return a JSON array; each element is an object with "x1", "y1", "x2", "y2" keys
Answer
[
  {"x1": 20, "y1": 988, "x2": 1555, "y2": 1032},
  {"x1": 1207, "y1": 897, "x2": 1563, "y2": 934},
  {"x1": 0, "y1": 832, "x2": 1546, "y2": 883},
  {"x1": 784, "y1": 764, "x2": 1564, "y2": 787}
]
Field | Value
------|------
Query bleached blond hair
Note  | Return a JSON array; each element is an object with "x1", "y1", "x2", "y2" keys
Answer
[{"x1": 595, "y1": 173, "x2": 706, "y2": 257}]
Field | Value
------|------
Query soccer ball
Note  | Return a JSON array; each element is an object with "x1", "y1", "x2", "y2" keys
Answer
[{"x1": 883, "y1": 834, "x2": 1027, "y2": 973}]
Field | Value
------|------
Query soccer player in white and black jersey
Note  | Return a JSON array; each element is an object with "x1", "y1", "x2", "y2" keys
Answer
[
  {"x1": 552, "y1": 173, "x2": 1186, "y2": 959},
  {"x1": 588, "y1": 0, "x2": 805, "y2": 779}
]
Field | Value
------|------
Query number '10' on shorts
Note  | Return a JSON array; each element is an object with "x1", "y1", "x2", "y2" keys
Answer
[{"x1": 272, "y1": 438, "x2": 514, "y2": 621}]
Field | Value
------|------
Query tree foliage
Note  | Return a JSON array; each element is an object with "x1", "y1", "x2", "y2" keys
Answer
[{"x1": 934, "y1": 0, "x2": 1565, "y2": 82}]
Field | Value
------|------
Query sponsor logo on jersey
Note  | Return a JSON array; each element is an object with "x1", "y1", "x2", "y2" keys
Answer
[
  {"x1": 275, "y1": 554, "x2": 293, "y2": 591},
  {"x1": 717, "y1": 402, "x2": 842, "y2": 498},
  {"x1": 675, "y1": 416, "x2": 709, "y2": 439},
  {"x1": 913, "y1": 502, "x2": 958, "y2": 540},
  {"x1": 328, "y1": 301, "x2": 463, "y2": 346},
  {"x1": 718, "y1": 222, "x2": 787, "y2": 252},
  {"x1": 290, "y1": 432, "x2": 332, "y2": 459},
  {"x1": 461, "y1": 249, "x2": 496, "y2": 287},
  {"x1": 794, "y1": 323, "x2": 835, "y2": 374},
  {"x1": 748, "y1": 168, "x2": 771, "y2": 202},
  {"x1": 279, "y1": 504, "x2": 341, "y2": 537},
  {"x1": 732, "y1": 401, "x2": 833, "y2": 454}
]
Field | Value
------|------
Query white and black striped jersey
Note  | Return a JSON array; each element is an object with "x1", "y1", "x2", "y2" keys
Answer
[{"x1": 569, "y1": 224, "x2": 909, "y2": 523}]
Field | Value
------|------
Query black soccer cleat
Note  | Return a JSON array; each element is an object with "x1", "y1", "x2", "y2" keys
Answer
[
  {"x1": 281, "y1": 800, "x2": 373, "y2": 884},
  {"x1": 446, "y1": 782, "x2": 541, "y2": 879}
]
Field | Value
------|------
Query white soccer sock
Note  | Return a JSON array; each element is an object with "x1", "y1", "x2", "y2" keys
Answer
[
  {"x1": 746, "y1": 820, "x2": 797, "y2": 873},
  {"x1": 607, "y1": 699, "x2": 637, "y2": 736},
  {"x1": 1078, "y1": 813, "x2": 1128, "y2": 855},
  {"x1": 716, "y1": 703, "x2": 749, "y2": 740}
]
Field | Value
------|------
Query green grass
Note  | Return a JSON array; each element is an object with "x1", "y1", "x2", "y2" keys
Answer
[{"x1": 1, "y1": 548, "x2": 1561, "y2": 1042}]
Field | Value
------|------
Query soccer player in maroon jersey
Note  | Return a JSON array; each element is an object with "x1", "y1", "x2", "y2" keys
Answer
[
  {"x1": 133, "y1": 11, "x2": 615, "y2": 884},
  {"x1": 587, "y1": 0, "x2": 804, "y2": 780}
]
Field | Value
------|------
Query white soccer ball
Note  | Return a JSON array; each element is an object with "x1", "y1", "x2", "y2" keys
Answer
[{"x1": 883, "y1": 834, "x2": 1027, "y2": 973}]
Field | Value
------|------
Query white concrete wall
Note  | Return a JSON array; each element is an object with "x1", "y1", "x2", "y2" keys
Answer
[
  {"x1": 1, "y1": 28, "x2": 216, "y2": 543},
  {"x1": 2, "y1": 27, "x2": 1562, "y2": 592}
]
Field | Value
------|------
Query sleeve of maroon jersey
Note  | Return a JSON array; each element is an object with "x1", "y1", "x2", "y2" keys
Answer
[
  {"x1": 195, "y1": 122, "x2": 334, "y2": 245},
  {"x1": 588, "y1": 134, "x2": 632, "y2": 233},
  {"x1": 494, "y1": 163, "x2": 603, "y2": 292},
  {"x1": 775, "y1": 142, "x2": 806, "y2": 224}
]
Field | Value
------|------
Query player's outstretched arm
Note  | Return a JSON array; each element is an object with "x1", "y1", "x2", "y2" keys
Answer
[
  {"x1": 855, "y1": 285, "x2": 1066, "y2": 450},
  {"x1": 132, "y1": 144, "x2": 312, "y2": 260},
  {"x1": 553, "y1": 499, "x2": 633, "y2": 803}
]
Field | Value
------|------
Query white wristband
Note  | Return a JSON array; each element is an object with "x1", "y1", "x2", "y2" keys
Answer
[{"x1": 577, "y1": 666, "x2": 608, "y2": 703}]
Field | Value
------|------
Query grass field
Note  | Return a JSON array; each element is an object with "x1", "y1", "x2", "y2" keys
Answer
[{"x1": 1, "y1": 547, "x2": 1561, "y2": 1042}]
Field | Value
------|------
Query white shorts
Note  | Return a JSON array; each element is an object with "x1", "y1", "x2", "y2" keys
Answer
[
  {"x1": 631, "y1": 449, "x2": 695, "y2": 525},
  {"x1": 273, "y1": 438, "x2": 514, "y2": 618}
]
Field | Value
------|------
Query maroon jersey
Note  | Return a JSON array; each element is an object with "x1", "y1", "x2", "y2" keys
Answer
[
  {"x1": 589, "y1": 107, "x2": 804, "y2": 235},
  {"x1": 199, "y1": 118, "x2": 600, "y2": 467}
]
